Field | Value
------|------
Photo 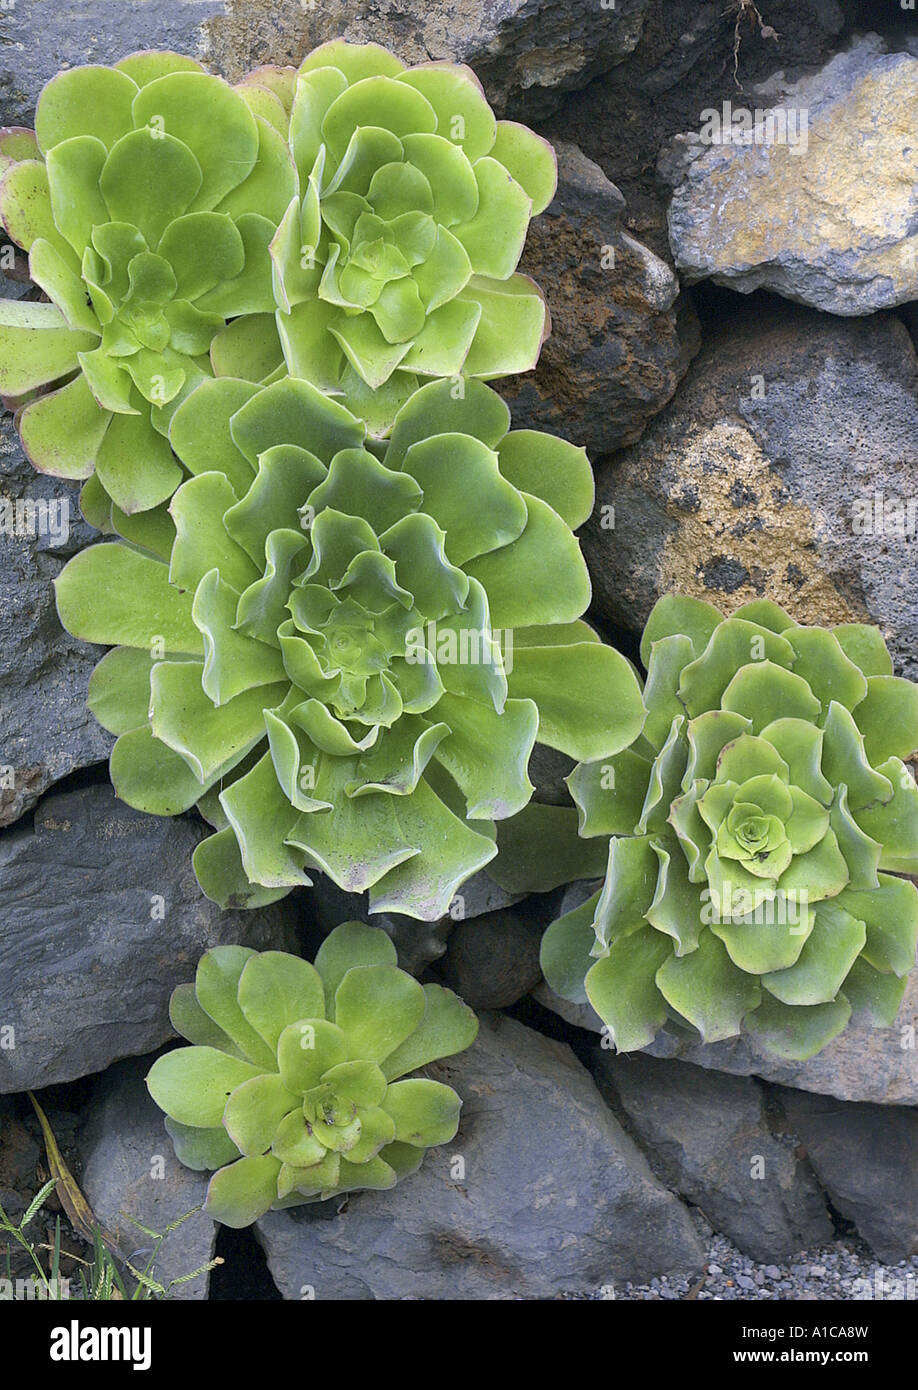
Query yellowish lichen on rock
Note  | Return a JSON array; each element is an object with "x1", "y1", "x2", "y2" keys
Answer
[
  {"x1": 654, "y1": 422, "x2": 870, "y2": 626},
  {"x1": 669, "y1": 43, "x2": 918, "y2": 312}
]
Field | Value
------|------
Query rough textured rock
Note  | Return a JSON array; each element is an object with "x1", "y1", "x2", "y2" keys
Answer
[
  {"x1": 597, "y1": 1053, "x2": 832, "y2": 1262},
  {"x1": 583, "y1": 300, "x2": 918, "y2": 679},
  {"x1": 499, "y1": 141, "x2": 699, "y2": 458},
  {"x1": 0, "y1": 0, "x2": 223, "y2": 127},
  {"x1": 778, "y1": 1088, "x2": 918, "y2": 1263},
  {"x1": 537, "y1": 972, "x2": 918, "y2": 1107},
  {"x1": 0, "y1": 785, "x2": 297, "y2": 1093},
  {"x1": 541, "y1": 0, "x2": 851, "y2": 261},
  {"x1": 203, "y1": 0, "x2": 649, "y2": 118},
  {"x1": 0, "y1": 403, "x2": 111, "y2": 827},
  {"x1": 666, "y1": 37, "x2": 918, "y2": 314},
  {"x1": 80, "y1": 1058, "x2": 215, "y2": 1300},
  {"x1": 256, "y1": 1012, "x2": 703, "y2": 1299},
  {"x1": 439, "y1": 908, "x2": 543, "y2": 1009}
]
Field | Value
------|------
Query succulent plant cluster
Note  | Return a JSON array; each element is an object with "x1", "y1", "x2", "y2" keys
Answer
[
  {"x1": 0, "y1": 39, "x2": 557, "y2": 520},
  {"x1": 9, "y1": 40, "x2": 918, "y2": 1215},
  {"x1": 147, "y1": 923, "x2": 477, "y2": 1225},
  {"x1": 0, "y1": 52, "x2": 295, "y2": 515},
  {"x1": 270, "y1": 40, "x2": 555, "y2": 426},
  {"x1": 54, "y1": 374, "x2": 645, "y2": 918},
  {"x1": 542, "y1": 597, "x2": 918, "y2": 1059}
]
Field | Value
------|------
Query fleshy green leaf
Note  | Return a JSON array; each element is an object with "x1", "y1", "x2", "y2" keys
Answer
[
  {"x1": 55, "y1": 543, "x2": 200, "y2": 651},
  {"x1": 656, "y1": 928, "x2": 762, "y2": 1043},
  {"x1": 744, "y1": 994, "x2": 851, "y2": 1061},
  {"x1": 333, "y1": 963, "x2": 426, "y2": 1063},
  {"x1": 237, "y1": 951, "x2": 326, "y2": 1053},
  {"x1": 507, "y1": 642, "x2": 645, "y2": 762},
  {"x1": 204, "y1": 1154, "x2": 282, "y2": 1227},
  {"x1": 382, "y1": 1078, "x2": 461, "y2": 1147},
  {"x1": 585, "y1": 925, "x2": 673, "y2": 1051},
  {"x1": 146, "y1": 1046, "x2": 262, "y2": 1128}
]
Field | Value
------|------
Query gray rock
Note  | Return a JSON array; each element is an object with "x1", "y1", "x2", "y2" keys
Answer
[
  {"x1": 0, "y1": 412, "x2": 111, "y2": 827},
  {"x1": 640, "y1": 981, "x2": 918, "y2": 1106},
  {"x1": 778, "y1": 1088, "x2": 918, "y2": 1263},
  {"x1": 528, "y1": 742, "x2": 577, "y2": 805},
  {"x1": 597, "y1": 1052, "x2": 832, "y2": 1262},
  {"x1": 80, "y1": 1058, "x2": 216, "y2": 1300},
  {"x1": 538, "y1": 0, "x2": 850, "y2": 263},
  {"x1": 256, "y1": 1013, "x2": 703, "y2": 1298},
  {"x1": 439, "y1": 908, "x2": 543, "y2": 1009},
  {"x1": 536, "y1": 969, "x2": 918, "y2": 1107},
  {"x1": 583, "y1": 300, "x2": 918, "y2": 681},
  {"x1": 0, "y1": 785, "x2": 297, "y2": 1093},
  {"x1": 499, "y1": 141, "x2": 699, "y2": 458},
  {"x1": 0, "y1": 0, "x2": 224, "y2": 127},
  {"x1": 447, "y1": 868, "x2": 525, "y2": 923},
  {"x1": 532, "y1": 980, "x2": 604, "y2": 1033},
  {"x1": 202, "y1": 0, "x2": 650, "y2": 118},
  {"x1": 308, "y1": 866, "x2": 525, "y2": 976},
  {"x1": 666, "y1": 37, "x2": 918, "y2": 314}
]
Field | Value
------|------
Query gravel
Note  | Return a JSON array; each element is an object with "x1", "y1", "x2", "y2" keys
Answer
[{"x1": 611, "y1": 1230, "x2": 918, "y2": 1301}]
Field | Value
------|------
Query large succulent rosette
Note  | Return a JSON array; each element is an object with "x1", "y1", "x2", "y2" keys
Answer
[
  {"x1": 55, "y1": 375, "x2": 644, "y2": 919},
  {"x1": 0, "y1": 51, "x2": 296, "y2": 514},
  {"x1": 542, "y1": 596, "x2": 918, "y2": 1060},
  {"x1": 269, "y1": 40, "x2": 556, "y2": 429},
  {"x1": 147, "y1": 923, "x2": 478, "y2": 1226}
]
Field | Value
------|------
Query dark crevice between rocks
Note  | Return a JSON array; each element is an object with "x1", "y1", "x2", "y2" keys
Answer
[
  {"x1": 211, "y1": 1223, "x2": 282, "y2": 1300},
  {"x1": 852, "y1": 0, "x2": 918, "y2": 38},
  {"x1": 585, "y1": 609, "x2": 644, "y2": 672},
  {"x1": 507, "y1": 992, "x2": 598, "y2": 1072},
  {"x1": 757, "y1": 1080, "x2": 851, "y2": 1241},
  {"x1": 0, "y1": 759, "x2": 113, "y2": 843}
]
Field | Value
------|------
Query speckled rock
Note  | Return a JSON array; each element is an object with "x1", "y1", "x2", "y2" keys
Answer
[
  {"x1": 597, "y1": 1052, "x2": 833, "y2": 1262},
  {"x1": 499, "y1": 141, "x2": 699, "y2": 458},
  {"x1": 583, "y1": 299, "x2": 918, "y2": 679},
  {"x1": 79, "y1": 1058, "x2": 216, "y2": 1300},
  {"x1": 256, "y1": 1012, "x2": 703, "y2": 1299},
  {"x1": 0, "y1": 0, "x2": 224, "y2": 127},
  {"x1": 778, "y1": 1088, "x2": 918, "y2": 1263},
  {"x1": 0, "y1": 409, "x2": 111, "y2": 827},
  {"x1": 665, "y1": 37, "x2": 918, "y2": 314},
  {"x1": 202, "y1": 0, "x2": 650, "y2": 118},
  {"x1": 0, "y1": 785, "x2": 297, "y2": 1093}
]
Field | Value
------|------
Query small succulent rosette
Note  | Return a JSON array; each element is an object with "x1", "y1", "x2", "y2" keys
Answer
[
  {"x1": 0, "y1": 51, "x2": 296, "y2": 514},
  {"x1": 147, "y1": 923, "x2": 478, "y2": 1226},
  {"x1": 542, "y1": 596, "x2": 918, "y2": 1060},
  {"x1": 269, "y1": 39, "x2": 556, "y2": 428},
  {"x1": 54, "y1": 375, "x2": 645, "y2": 918}
]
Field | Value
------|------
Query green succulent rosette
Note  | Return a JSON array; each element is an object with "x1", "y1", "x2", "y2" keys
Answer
[
  {"x1": 0, "y1": 51, "x2": 296, "y2": 514},
  {"x1": 269, "y1": 39, "x2": 556, "y2": 429},
  {"x1": 541, "y1": 596, "x2": 918, "y2": 1061},
  {"x1": 147, "y1": 923, "x2": 478, "y2": 1226},
  {"x1": 54, "y1": 374, "x2": 645, "y2": 919}
]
